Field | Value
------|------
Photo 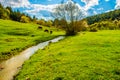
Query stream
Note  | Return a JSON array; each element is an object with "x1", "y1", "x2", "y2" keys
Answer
[{"x1": 0, "y1": 36, "x2": 65, "y2": 80}]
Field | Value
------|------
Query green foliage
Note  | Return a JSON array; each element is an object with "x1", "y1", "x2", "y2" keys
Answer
[
  {"x1": 86, "y1": 9, "x2": 120, "y2": 25},
  {"x1": 90, "y1": 27, "x2": 98, "y2": 32},
  {"x1": 36, "y1": 19, "x2": 45, "y2": 25},
  {"x1": 15, "y1": 30, "x2": 120, "y2": 80},
  {"x1": 75, "y1": 20, "x2": 88, "y2": 31},
  {"x1": 0, "y1": 7, "x2": 9, "y2": 19},
  {"x1": 53, "y1": 18, "x2": 59, "y2": 27},
  {"x1": 45, "y1": 20, "x2": 53, "y2": 27},
  {"x1": 0, "y1": 3, "x2": 35, "y2": 22},
  {"x1": 36, "y1": 20, "x2": 53, "y2": 27},
  {"x1": 89, "y1": 20, "x2": 120, "y2": 31},
  {"x1": 0, "y1": 19, "x2": 64, "y2": 62},
  {"x1": 20, "y1": 15, "x2": 30, "y2": 23},
  {"x1": 52, "y1": 1, "x2": 84, "y2": 36}
]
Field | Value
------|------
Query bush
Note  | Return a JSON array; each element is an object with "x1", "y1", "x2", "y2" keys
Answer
[
  {"x1": 20, "y1": 15, "x2": 30, "y2": 23},
  {"x1": 89, "y1": 20, "x2": 120, "y2": 30},
  {"x1": 90, "y1": 27, "x2": 98, "y2": 32}
]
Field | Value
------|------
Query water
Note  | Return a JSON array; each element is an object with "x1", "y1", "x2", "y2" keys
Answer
[{"x1": 0, "y1": 36, "x2": 64, "y2": 80}]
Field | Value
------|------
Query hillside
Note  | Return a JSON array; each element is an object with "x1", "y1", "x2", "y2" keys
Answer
[
  {"x1": 86, "y1": 9, "x2": 120, "y2": 25},
  {"x1": 0, "y1": 19, "x2": 64, "y2": 62}
]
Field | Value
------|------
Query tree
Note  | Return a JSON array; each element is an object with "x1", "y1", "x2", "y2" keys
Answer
[
  {"x1": 45, "y1": 20, "x2": 53, "y2": 27},
  {"x1": 52, "y1": 0, "x2": 84, "y2": 35},
  {"x1": 53, "y1": 18, "x2": 59, "y2": 27},
  {"x1": 0, "y1": 3, "x2": 9, "y2": 19},
  {"x1": 20, "y1": 15, "x2": 30, "y2": 23},
  {"x1": 37, "y1": 19, "x2": 45, "y2": 25},
  {"x1": 32, "y1": 15, "x2": 37, "y2": 22}
]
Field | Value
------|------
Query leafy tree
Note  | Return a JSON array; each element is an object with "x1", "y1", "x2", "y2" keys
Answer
[
  {"x1": 53, "y1": 18, "x2": 59, "y2": 27},
  {"x1": 52, "y1": 0, "x2": 84, "y2": 35},
  {"x1": 20, "y1": 15, "x2": 30, "y2": 23},
  {"x1": 45, "y1": 20, "x2": 53, "y2": 27},
  {"x1": 32, "y1": 15, "x2": 37, "y2": 22},
  {"x1": 0, "y1": 3, "x2": 34, "y2": 22},
  {"x1": 37, "y1": 19, "x2": 45, "y2": 25}
]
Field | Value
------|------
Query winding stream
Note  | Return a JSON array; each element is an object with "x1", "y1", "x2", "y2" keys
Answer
[{"x1": 0, "y1": 36, "x2": 65, "y2": 80}]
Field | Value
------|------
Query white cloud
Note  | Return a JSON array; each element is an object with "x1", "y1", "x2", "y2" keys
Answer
[
  {"x1": 0, "y1": 0, "x2": 30, "y2": 8},
  {"x1": 97, "y1": 8, "x2": 103, "y2": 10},
  {"x1": 25, "y1": 4, "x2": 59, "y2": 17},
  {"x1": 0, "y1": 0, "x2": 92, "y2": 19},
  {"x1": 105, "y1": 0, "x2": 109, "y2": 2},
  {"x1": 24, "y1": 4, "x2": 59, "y2": 19},
  {"x1": 0, "y1": 0, "x2": 59, "y2": 19},
  {"x1": 81, "y1": 0, "x2": 99, "y2": 10},
  {"x1": 115, "y1": 0, "x2": 120, "y2": 9},
  {"x1": 93, "y1": 10, "x2": 97, "y2": 14},
  {"x1": 31, "y1": 4, "x2": 58, "y2": 12},
  {"x1": 105, "y1": 9, "x2": 114, "y2": 12}
]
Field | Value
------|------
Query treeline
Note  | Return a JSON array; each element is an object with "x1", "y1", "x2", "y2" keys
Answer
[
  {"x1": 86, "y1": 9, "x2": 120, "y2": 25},
  {"x1": 0, "y1": 3, "x2": 37, "y2": 23},
  {"x1": 85, "y1": 9, "x2": 120, "y2": 32},
  {"x1": 0, "y1": 3, "x2": 59, "y2": 27}
]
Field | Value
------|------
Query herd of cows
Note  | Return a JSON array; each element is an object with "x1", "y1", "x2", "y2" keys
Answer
[{"x1": 38, "y1": 26, "x2": 53, "y2": 34}]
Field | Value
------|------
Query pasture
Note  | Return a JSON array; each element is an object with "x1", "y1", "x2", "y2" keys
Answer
[
  {"x1": 0, "y1": 19, "x2": 64, "y2": 62},
  {"x1": 15, "y1": 30, "x2": 120, "y2": 80}
]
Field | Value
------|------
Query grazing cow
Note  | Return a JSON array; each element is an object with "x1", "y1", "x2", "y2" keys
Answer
[
  {"x1": 50, "y1": 31, "x2": 53, "y2": 34},
  {"x1": 44, "y1": 29, "x2": 49, "y2": 33},
  {"x1": 38, "y1": 26, "x2": 42, "y2": 29}
]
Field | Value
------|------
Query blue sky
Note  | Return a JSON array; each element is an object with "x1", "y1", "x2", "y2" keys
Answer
[{"x1": 0, "y1": 0, "x2": 120, "y2": 20}]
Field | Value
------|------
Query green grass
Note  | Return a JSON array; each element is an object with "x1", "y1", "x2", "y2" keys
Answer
[
  {"x1": 0, "y1": 19, "x2": 64, "y2": 62},
  {"x1": 15, "y1": 30, "x2": 120, "y2": 80}
]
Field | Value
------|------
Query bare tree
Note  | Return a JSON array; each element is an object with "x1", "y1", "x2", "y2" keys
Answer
[{"x1": 52, "y1": 0, "x2": 84, "y2": 35}]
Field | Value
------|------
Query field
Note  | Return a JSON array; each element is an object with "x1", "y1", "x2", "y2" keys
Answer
[
  {"x1": 0, "y1": 19, "x2": 64, "y2": 62},
  {"x1": 15, "y1": 30, "x2": 120, "y2": 80}
]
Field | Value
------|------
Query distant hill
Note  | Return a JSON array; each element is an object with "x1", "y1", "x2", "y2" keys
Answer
[{"x1": 86, "y1": 9, "x2": 120, "y2": 25}]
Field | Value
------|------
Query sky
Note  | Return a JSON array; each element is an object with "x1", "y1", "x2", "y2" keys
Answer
[{"x1": 0, "y1": 0, "x2": 120, "y2": 20}]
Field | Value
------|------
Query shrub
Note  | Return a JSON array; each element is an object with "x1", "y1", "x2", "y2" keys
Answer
[{"x1": 90, "y1": 27, "x2": 98, "y2": 32}]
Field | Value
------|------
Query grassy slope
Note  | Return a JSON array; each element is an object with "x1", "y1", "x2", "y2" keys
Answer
[
  {"x1": 0, "y1": 19, "x2": 64, "y2": 62},
  {"x1": 16, "y1": 30, "x2": 120, "y2": 80}
]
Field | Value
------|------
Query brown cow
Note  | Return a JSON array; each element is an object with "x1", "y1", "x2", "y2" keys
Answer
[
  {"x1": 50, "y1": 30, "x2": 53, "y2": 34},
  {"x1": 38, "y1": 26, "x2": 42, "y2": 29},
  {"x1": 44, "y1": 29, "x2": 49, "y2": 33}
]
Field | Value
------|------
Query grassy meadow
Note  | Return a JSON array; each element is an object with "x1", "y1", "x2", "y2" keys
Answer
[
  {"x1": 15, "y1": 30, "x2": 120, "y2": 80},
  {"x1": 0, "y1": 19, "x2": 64, "y2": 62}
]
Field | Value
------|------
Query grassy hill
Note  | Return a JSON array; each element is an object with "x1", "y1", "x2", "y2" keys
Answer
[
  {"x1": 0, "y1": 19, "x2": 64, "y2": 62},
  {"x1": 15, "y1": 30, "x2": 120, "y2": 80}
]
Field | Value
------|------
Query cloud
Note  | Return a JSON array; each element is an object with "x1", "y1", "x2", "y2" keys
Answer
[
  {"x1": 31, "y1": 4, "x2": 58, "y2": 12},
  {"x1": 97, "y1": 8, "x2": 103, "y2": 10},
  {"x1": 105, "y1": 0, "x2": 109, "y2": 2},
  {"x1": 0, "y1": 0, "x2": 96, "y2": 19},
  {"x1": 24, "y1": 3, "x2": 60, "y2": 19},
  {"x1": 105, "y1": 9, "x2": 114, "y2": 13},
  {"x1": 115, "y1": 0, "x2": 120, "y2": 9},
  {"x1": 93, "y1": 10, "x2": 97, "y2": 14},
  {"x1": 25, "y1": 4, "x2": 59, "y2": 18},
  {"x1": 81, "y1": 0, "x2": 99, "y2": 10},
  {"x1": 0, "y1": 0, "x2": 30, "y2": 8}
]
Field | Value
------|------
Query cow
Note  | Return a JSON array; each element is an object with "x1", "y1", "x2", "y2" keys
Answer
[
  {"x1": 50, "y1": 30, "x2": 53, "y2": 34},
  {"x1": 38, "y1": 26, "x2": 42, "y2": 29},
  {"x1": 44, "y1": 29, "x2": 49, "y2": 33}
]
